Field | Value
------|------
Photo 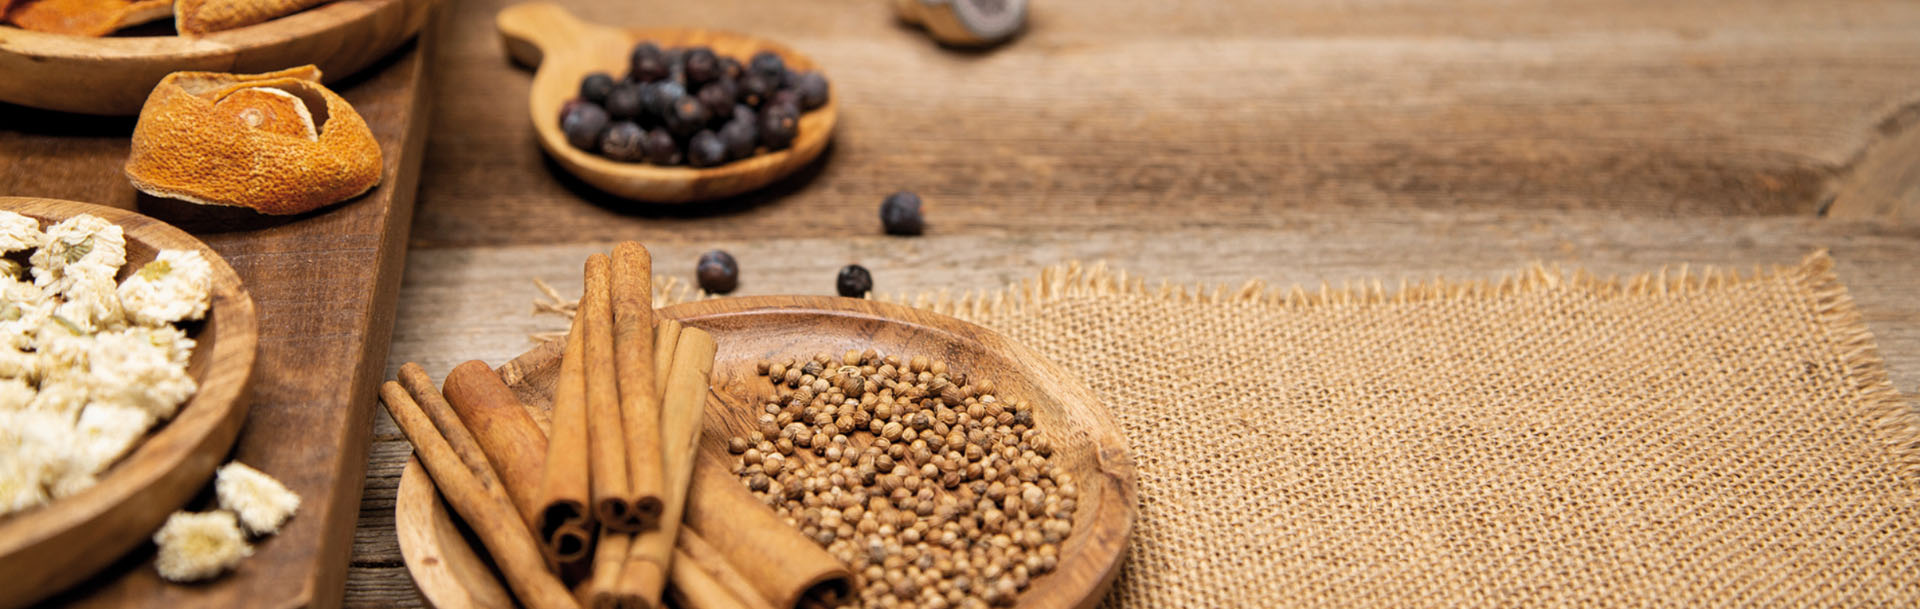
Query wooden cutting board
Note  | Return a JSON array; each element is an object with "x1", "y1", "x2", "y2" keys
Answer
[{"x1": 0, "y1": 12, "x2": 440, "y2": 609}]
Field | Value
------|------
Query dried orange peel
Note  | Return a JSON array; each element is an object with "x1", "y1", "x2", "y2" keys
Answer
[
  {"x1": 125, "y1": 66, "x2": 383, "y2": 215},
  {"x1": 175, "y1": 0, "x2": 334, "y2": 35},
  {"x1": 5, "y1": 0, "x2": 169, "y2": 37}
]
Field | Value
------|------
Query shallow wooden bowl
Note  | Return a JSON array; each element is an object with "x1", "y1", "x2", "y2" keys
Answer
[
  {"x1": 397, "y1": 296, "x2": 1136, "y2": 609},
  {"x1": 497, "y1": 3, "x2": 838, "y2": 203},
  {"x1": 0, "y1": 197, "x2": 258, "y2": 609},
  {"x1": 0, "y1": 0, "x2": 437, "y2": 115}
]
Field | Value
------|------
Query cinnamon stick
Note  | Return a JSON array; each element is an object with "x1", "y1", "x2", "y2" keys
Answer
[
  {"x1": 442, "y1": 360, "x2": 548, "y2": 530},
  {"x1": 616, "y1": 326, "x2": 718, "y2": 607},
  {"x1": 669, "y1": 530, "x2": 776, "y2": 609},
  {"x1": 612, "y1": 242, "x2": 664, "y2": 527},
  {"x1": 535, "y1": 297, "x2": 593, "y2": 560},
  {"x1": 380, "y1": 379, "x2": 581, "y2": 609},
  {"x1": 583, "y1": 254, "x2": 636, "y2": 531},
  {"x1": 581, "y1": 530, "x2": 636, "y2": 609},
  {"x1": 685, "y1": 457, "x2": 853, "y2": 609},
  {"x1": 585, "y1": 322, "x2": 684, "y2": 609}
]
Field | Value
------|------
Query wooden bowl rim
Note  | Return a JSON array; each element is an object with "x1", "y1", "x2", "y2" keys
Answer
[
  {"x1": 511, "y1": 10, "x2": 839, "y2": 203},
  {"x1": 0, "y1": 198, "x2": 258, "y2": 561},
  {"x1": 397, "y1": 296, "x2": 1137, "y2": 609},
  {"x1": 0, "y1": 0, "x2": 409, "y2": 59}
]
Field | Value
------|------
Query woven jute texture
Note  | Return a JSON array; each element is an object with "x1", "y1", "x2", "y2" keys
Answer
[{"x1": 895, "y1": 250, "x2": 1920, "y2": 608}]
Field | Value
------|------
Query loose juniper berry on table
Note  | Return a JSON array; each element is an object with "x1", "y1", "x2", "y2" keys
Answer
[
  {"x1": 836, "y1": 265, "x2": 873, "y2": 297},
  {"x1": 880, "y1": 191, "x2": 925, "y2": 235},
  {"x1": 697, "y1": 250, "x2": 739, "y2": 294}
]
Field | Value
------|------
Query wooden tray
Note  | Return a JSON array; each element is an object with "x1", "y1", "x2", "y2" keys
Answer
[
  {"x1": 0, "y1": 198, "x2": 258, "y2": 609},
  {"x1": 396, "y1": 296, "x2": 1138, "y2": 609},
  {"x1": 0, "y1": 9, "x2": 437, "y2": 607},
  {"x1": 497, "y1": 2, "x2": 837, "y2": 203},
  {"x1": 0, "y1": 0, "x2": 438, "y2": 115}
]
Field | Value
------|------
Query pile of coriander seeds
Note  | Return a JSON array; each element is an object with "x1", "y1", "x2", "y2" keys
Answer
[{"x1": 729, "y1": 350, "x2": 1076, "y2": 609}]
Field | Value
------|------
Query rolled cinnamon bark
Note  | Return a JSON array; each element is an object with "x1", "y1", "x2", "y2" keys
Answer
[
  {"x1": 616, "y1": 326, "x2": 718, "y2": 607},
  {"x1": 583, "y1": 254, "x2": 636, "y2": 531},
  {"x1": 380, "y1": 379, "x2": 581, "y2": 609},
  {"x1": 535, "y1": 296, "x2": 593, "y2": 561},
  {"x1": 442, "y1": 360, "x2": 548, "y2": 530},
  {"x1": 670, "y1": 530, "x2": 776, "y2": 609},
  {"x1": 586, "y1": 319, "x2": 684, "y2": 609},
  {"x1": 612, "y1": 242, "x2": 664, "y2": 528},
  {"x1": 686, "y1": 457, "x2": 854, "y2": 609}
]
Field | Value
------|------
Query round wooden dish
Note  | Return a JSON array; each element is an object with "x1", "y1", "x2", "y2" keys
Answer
[
  {"x1": 397, "y1": 296, "x2": 1136, "y2": 609},
  {"x1": 497, "y1": 3, "x2": 838, "y2": 203},
  {"x1": 0, "y1": 0, "x2": 438, "y2": 115},
  {"x1": 0, "y1": 197, "x2": 257, "y2": 609}
]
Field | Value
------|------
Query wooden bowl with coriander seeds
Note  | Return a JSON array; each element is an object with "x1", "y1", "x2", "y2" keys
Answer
[
  {"x1": 397, "y1": 296, "x2": 1137, "y2": 609},
  {"x1": 497, "y1": 2, "x2": 838, "y2": 203},
  {"x1": 0, "y1": 0, "x2": 438, "y2": 115},
  {"x1": 0, "y1": 197, "x2": 257, "y2": 609}
]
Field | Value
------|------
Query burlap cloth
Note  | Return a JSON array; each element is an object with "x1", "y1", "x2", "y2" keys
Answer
[{"x1": 890, "y1": 250, "x2": 1920, "y2": 607}]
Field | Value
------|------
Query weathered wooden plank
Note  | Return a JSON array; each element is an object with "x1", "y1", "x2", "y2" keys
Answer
[{"x1": 406, "y1": 0, "x2": 1920, "y2": 248}]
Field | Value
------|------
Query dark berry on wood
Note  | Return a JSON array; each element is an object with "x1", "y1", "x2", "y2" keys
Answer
[
  {"x1": 759, "y1": 103, "x2": 798, "y2": 150},
  {"x1": 683, "y1": 47, "x2": 720, "y2": 84},
  {"x1": 697, "y1": 250, "x2": 739, "y2": 294},
  {"x1": 749, "y1": 51, "x2": 785, "y2": 79},
  {"x1": 604, "y1": 82, "x2": 644, "y2": 120},
  {"x1": 643, "y1": 127, "x2": 681, "y2": 165},
  {"x1": 836, "y1": 265, "x2": 873, "y2": 298},
  {"x1": 561, "y1": 100, "x2": 609, "y2": 151},
  {"x1": 719, "y1": 118, "x2": 758, "y2": 160},
  {"x1": 698, "y1": 79, "x2": 737, "y2": 120},
  {"x1": 737, "y1": 72, "x2": 775, "y2": 107},
  {"x1": 579, "y1": 72, "x2": 615, "y2": 105},
  {"x1": 688, "y1": 130, "x2": 728, "y2": 167},
  {"x1": 599, "y1": 121, "x2": 647, "y2": 162},
  {"x1": 880, "y1": 191, "x2": 925, "y2": 235},
  {"x1": 792, "y1": 71, "x2": 829, "y2": 110},
  {"x1": 666, "y1": 95, "x2": 712, "y2": 138},
  {"x1": 628, "y1": 42, "x2": 668, "y2": 82}
]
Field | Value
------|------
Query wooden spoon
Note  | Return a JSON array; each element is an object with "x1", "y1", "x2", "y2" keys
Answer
[{"x1": 497, "y1": 3, "x2": 837, "y2": 203}]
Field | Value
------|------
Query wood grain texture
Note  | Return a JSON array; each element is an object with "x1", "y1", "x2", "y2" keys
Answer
[
  {"x1": 0, "y1": 199, "x2": 258, "y2": 609},
  {"x1": 409, "y1": 0, "x2": 1920, "y2": 248},
  {"x1": 393, "y1": 297, "x2": 1136, "y2": 609},
  {"x1": 497, "y1": 3, "x2": 838, "y2": 203},
  {"x1": 0, "y1": 14, "x2": 436, "y2": 609},
  {"x1": 350, "y1": 212, "x2": 1920, "y2": 607},
  {"x1": 0, "y1": 0, "x2": 438, "y2": 115},
  {"x1": 1826, "y1": 103, "x2": 1920, "y2": 223}
]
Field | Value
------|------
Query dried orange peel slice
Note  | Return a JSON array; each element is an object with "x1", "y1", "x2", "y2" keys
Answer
[
  {"x1": 125, "y1": 66, "x2": 383, "y2": 215},
  {"x1": 175, "y1": 0, "x2": 334, "y2": 35},
  {"x1": 5, "y1": 0, "x2": 169, "y2": 36}
]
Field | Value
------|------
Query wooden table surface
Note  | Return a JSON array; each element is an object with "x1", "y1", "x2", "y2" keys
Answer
[{"x1": 350, "y1": 0, "x2": 1916, "y2": 605}]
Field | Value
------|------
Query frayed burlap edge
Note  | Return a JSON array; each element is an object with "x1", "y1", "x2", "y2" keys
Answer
[{"x1": 535, "y1": 249, "x2": 1918, "y2": 478}]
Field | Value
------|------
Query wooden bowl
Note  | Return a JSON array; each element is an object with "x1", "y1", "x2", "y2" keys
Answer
[
  {"x1": 497, "y1": 3, "x2": 838, "y2": 203},
  {"x1": 0, "y1": 0, "x2": 438, "y2": 115},
  {"x1": 397, "y1": 296, "x2": 1137, "y2": 609},
  {"x1": 0, "y1": 197, "x2": 258, "y2": 609}
]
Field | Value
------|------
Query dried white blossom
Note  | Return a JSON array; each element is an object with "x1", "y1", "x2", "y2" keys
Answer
[
  {"x1": 85, "y1": 329, "x2": 196, "y2": 421},
  {"x1": 30, "y1": 215, "x2": 124, "y2": 288},
  {"x1": 215, "y1": 462, "x2": 301, "y2": 536},
  {"x1": 152, "y1": 511, "x2": 252, "y2": 582},
  {"x1": 0, "y1": 211, "x2": 43, "y2": 254},
  {"x1": 118, "y1": 250, "x2": 213, "y2": 326}
]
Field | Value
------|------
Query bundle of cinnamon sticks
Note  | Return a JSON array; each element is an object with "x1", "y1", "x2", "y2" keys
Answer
[{"x1": 379, "y1": 242, "x2": 851, "y2": 609}]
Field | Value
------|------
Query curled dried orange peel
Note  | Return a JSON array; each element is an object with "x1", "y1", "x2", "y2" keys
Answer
[
  {"x1": 175, "y1": 0, "x2": 332, "y2": 35},
  {"x1": 125, "y1": 66, "x2": 383, "y2": 215},
  {"x1": 4, "y1": 0, "x2": 169, "y2": 36}
]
